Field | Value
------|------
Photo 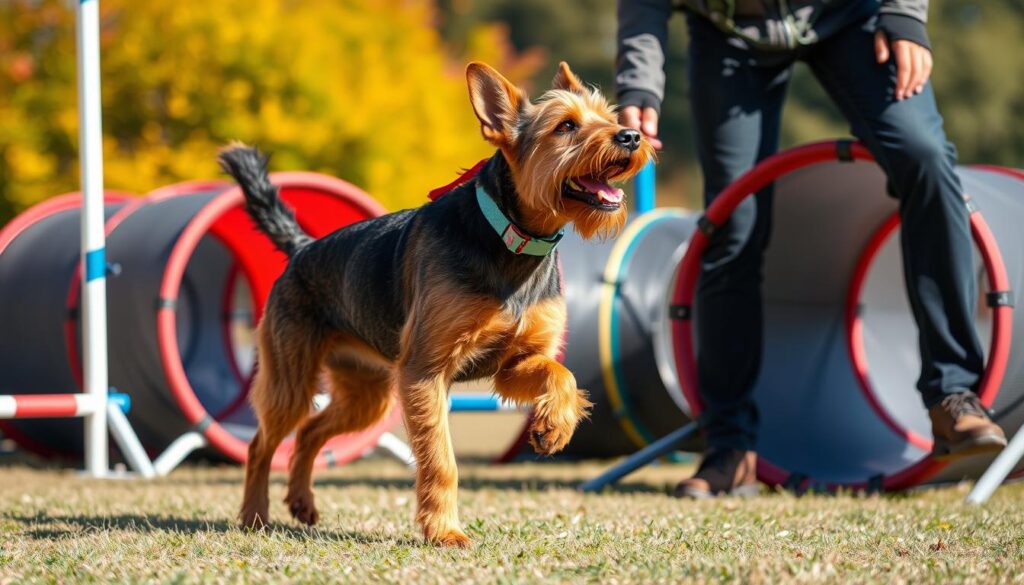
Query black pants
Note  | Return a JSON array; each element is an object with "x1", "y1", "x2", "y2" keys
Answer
[{"x1": 688, "y1": 14, "x2": 984, "y2": 451}]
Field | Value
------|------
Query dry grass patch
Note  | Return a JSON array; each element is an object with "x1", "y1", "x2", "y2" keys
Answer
[{"x1": 1, "y1": 460, "x2": 1022, "y2": 583}]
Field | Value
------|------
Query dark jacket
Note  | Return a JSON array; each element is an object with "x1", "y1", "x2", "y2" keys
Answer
[{"x1": 616, "y1": 0, "x2": 931, "y2": 113}]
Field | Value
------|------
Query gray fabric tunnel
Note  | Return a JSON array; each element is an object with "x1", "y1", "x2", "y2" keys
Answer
[{"x1": 669, "y1": 150, "x2": 1024, "y2": 489}]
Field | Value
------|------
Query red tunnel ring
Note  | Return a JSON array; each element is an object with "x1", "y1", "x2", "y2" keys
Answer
[
  {"x1": 670, "y1": 140, "x2": 1013, "y2": 491},
  {"x1": 846, "y1": 204, "x2": 1012, "y2": 453},
  {"x1": 154, "y1": 173, "x2": 402, "y2": 470},
  {"x1": 967, "y1": 164, "x2": 1024, "y2": 481}
]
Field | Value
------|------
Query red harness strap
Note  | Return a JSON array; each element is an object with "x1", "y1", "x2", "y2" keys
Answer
[{"x1": 427, "y1": 158, "x2": 489, "y2": 201}]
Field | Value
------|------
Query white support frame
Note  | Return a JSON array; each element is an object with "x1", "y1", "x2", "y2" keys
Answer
[{"x1": 77, "y1": 0, "x2": 110, "y2": 477}]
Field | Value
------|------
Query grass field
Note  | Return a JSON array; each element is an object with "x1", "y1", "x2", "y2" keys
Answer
[{"x1": 2, "y1": 457, "x2": 1023, "y2": 584}]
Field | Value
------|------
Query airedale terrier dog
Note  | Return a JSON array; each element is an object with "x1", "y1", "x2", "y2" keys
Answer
[{"x1": 219, "y1": 61, "x2": 654, "y2": 547}]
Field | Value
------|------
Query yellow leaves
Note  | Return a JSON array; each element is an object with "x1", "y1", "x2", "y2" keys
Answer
[
  {"x1": 166, "y1": 93, "x2": 189, "y2": 121},
  {"x1": 3, "y1": 145, "x2": 60, "y2": 208},
  {"x1": 3, "y1": 0, "x2": 542, "y2": 219},
  {"x1": 464, "y1": 24, "x2": 546, "y2": 93},
  {"x1": 223, "y1": 80, "x2": 251, "y2": 104},
  {"x1": 5, "y1": 145, "x2": 55, "y2": 183}
]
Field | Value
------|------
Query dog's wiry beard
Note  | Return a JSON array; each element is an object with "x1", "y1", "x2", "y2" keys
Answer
[{"x1": 569, "y1": 204, "x2": 627, "y2": 240}]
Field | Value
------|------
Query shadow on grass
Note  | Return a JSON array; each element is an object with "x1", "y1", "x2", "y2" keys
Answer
[
  {"x1": 298, "y1": 477, "x2": 921, "y2": 499},
  {"x1": 5, "y1": 511, "x2": 419, "y2": 545},
  {"x1": 184, "y1": 474, "x2": 669, "y2": 495}
]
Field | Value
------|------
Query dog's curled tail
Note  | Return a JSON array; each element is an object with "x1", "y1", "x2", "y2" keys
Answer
[{"x1": 218, "y1": 144, "x2": 313, "y2": 257}]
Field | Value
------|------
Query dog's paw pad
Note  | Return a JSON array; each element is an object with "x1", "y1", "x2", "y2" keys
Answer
[
  {"x1": 532, "y1": 430, "x2": 547, "y2": 448},
  {"x1": 529, "y1": 422, "x2": 571, "y2": 456}
]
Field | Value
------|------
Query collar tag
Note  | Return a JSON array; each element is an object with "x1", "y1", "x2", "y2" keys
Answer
[
  {"x1": 501, "y1": 222, "x2": 564, "y2": 255},
  {"x1": 501, "y1": 223, "x2": 530, "y2": 254}
]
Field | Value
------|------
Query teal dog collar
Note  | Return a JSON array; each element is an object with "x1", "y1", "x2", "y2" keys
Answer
[{"x1": 476, "y1": 184, "x2": 563, "y2": 256}]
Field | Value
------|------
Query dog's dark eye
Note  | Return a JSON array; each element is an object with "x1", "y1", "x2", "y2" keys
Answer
[{"x1": 555, "y1": 120, "x2": 578, "y2": 134}]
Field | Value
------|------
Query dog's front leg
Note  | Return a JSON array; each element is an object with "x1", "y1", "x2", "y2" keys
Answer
[
  {"x1": 397, "y1": 363, "x2": 468, "y2": 547},
  {"x1": 494, "y1": 298, "x2": 591, "y2": 455},
  {"x1": 396, "y1": 364, "x2": 467, "y2": 546},
  {"x1": 396, "y1": 292, "x2": 502, "y2": 548},
  {"x1": 495, "y1": 354, "x2": 591, "y2": 455}
]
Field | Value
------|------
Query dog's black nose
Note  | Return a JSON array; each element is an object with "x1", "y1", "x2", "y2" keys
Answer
[{"x1": 614, "y1": 128, "x2": 641, "y2": 151}]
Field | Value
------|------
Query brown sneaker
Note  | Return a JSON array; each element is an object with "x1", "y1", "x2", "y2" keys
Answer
[
  {"x1": 673, "y1": 448, "x2": 759, "y2": 499},
  {"x1": 929, "y1": 392, "x2": 1007, "y2": 460}
]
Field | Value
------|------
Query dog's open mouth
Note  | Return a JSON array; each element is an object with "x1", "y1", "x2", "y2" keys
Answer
[{"x1": 562, "y1": 160, "x2": 630, "y2": 211}]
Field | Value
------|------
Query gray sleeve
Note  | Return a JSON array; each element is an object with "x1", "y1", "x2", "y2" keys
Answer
[
  {"x1": 877, "y1": 0, "x2": 930, "y2": 49},
  {"x1": 615, "y1": 0, "x2": 673, "y2": 104},
  {"x1": 878, "y1": 0, "x2": 929, "y2": 23}
]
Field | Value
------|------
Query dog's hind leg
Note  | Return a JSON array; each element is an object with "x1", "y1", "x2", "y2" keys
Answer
[
  {"x1": 239, "y1": 308, "x2": 328, "y2": 529},
  {"x1": 285, "y1": 337, "x2": 394, "y2": 526}
]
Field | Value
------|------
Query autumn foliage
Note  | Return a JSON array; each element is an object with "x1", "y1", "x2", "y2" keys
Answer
[{"x1": 0, "y1": 0, "x2": 543, "y2": 219}]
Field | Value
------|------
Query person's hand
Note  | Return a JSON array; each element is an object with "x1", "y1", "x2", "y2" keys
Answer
[
  {"x1": 619, "y1": 105, "x2": 663, "y2": 150},
  {"x1": 874, "y1": 31, "x2": 933, "y2": 101}
]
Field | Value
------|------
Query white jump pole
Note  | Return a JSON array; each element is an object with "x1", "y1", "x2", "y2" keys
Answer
[
  {"x1": 966, "y1": 426, "x2": 1024, "y2": 504},
  {"x1": 76, "y1": 0, "x2": 109, "y2": 477}
]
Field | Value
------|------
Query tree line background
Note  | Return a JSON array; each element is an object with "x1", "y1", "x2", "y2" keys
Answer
[{"x1": 1, "y1": 0, "x2": 1021, "y2": 222}]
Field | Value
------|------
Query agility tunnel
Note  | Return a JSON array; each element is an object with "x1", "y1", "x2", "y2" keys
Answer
[
  {"x1": 670, "y1": 140, "x2": 1024, "y2": 490},
  {"x1": 0, "y1": 174, "x2": 400, "y2": 469}
]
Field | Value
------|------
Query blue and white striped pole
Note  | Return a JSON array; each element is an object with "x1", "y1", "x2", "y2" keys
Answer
[
  {"x1": 634, "y1": 161, "x2": 656, "y2": 213},
  {"x1": 76, "y1": 0, "x2": 109, "y2": 476}
]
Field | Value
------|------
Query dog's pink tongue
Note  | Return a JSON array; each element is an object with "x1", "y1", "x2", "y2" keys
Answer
[{"x1": 577, "y1": 177, "x2": 624, "y2": 204}]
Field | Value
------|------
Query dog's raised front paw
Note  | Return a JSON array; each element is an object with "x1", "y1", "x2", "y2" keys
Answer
[
  {"x1": 530, "y1": 388, "x2": 592, "y2": 455},
  {"x1": 529, "y1": 417, "x2": 573, "y2": 455}
]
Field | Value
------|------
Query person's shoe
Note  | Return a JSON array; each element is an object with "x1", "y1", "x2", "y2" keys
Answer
[
  {"x1": 929, "y1": 391, "x2": 1007, "y2": 460},
  {"x1": 673, "y1": 448, "x2": 759, "y2": 499}
]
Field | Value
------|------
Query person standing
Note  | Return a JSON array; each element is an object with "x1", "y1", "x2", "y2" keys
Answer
[{"x1": 615, "y1": 0, "x2": 1007, "y2": 498}]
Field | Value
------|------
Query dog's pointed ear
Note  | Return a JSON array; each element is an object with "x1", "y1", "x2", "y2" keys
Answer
[
  {"x1": 552, "y1": 61, "x2": 585, "y2": 93},
  {"x1": 467, "y1": 62, "x2": 525, "y2": 146}
]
